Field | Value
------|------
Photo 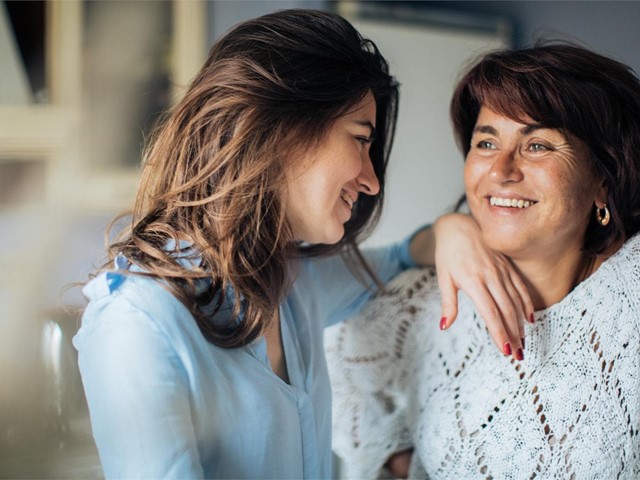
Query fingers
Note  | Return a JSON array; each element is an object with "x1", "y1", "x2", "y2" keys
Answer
[
  {"x1": 462, "y1": 284, "x2": 520, "y2": 357},
  {"x1": 510, "y1": 269, "x2": 535, "y2": 325},
  {"x1": 430, "y1": 213, "x2": 533, "y2": 360},
  {"x1": 497, "y1": 272, "x2": 525, "y2": 338},
  {"x1": 384, "y1": 449, "x2": 413, "y2": 479},
  {"x1": 437, "y1": 275, "x2": 459, "y2": 330},
  {"x1": 439, "y1": 265, "x2": 528, "y2": 361},
  {"x1": 484, "y1": 275, "x2": 525, "y2": 359}
]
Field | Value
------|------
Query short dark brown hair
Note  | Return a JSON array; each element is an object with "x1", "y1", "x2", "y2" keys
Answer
[{"x1": 451, "y1": 41, "x2": 640, "y2": 255}]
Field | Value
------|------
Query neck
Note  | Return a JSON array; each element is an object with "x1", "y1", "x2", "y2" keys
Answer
[{"x1": 511, "y1": 248, "x2": 602, "y2": 311}]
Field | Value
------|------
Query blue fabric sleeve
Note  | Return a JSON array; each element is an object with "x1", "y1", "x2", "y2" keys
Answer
[
  {"x1": 299, "y1": 226, "x2": 430, "y2": 328},
  {"x1": 76, "y1": 296, "x2": 204, "y2": 479}
]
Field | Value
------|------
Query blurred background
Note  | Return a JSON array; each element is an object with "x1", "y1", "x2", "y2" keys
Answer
[{"x1": 1, "y1": 1, "x2": 639, "y2": 477}]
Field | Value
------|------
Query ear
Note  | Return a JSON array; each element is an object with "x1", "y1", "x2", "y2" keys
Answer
[{"x1": 594, "y1": 180, "x2": 608, "y2": 209}]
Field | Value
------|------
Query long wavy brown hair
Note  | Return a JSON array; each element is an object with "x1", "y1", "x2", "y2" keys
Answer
[{"x1": 103, "y1": 9, "x2": 399, "y2": 348}]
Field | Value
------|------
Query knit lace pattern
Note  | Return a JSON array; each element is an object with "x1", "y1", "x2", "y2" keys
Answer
[{"x1": 325, "y1": 234, "x2": 640, "y2": 479}]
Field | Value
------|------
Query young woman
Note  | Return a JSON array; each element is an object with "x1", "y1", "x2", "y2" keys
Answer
[{"x1": 74, "y1": 9, "x2": 530, "y2": 478}]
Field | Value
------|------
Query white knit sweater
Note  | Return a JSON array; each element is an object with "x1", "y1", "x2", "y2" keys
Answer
[{"x1": 325, "y1": 234, "x2": 640, "y2": 480}]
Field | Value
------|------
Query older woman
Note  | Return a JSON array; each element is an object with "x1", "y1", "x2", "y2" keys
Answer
[{"x1": 326, "y1": 42, "x2": 640, "y2": 479}]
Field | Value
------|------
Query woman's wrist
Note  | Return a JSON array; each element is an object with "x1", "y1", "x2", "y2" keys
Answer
[{"x1": 408, "y1": 224, "x2": 435, "y2": 266}]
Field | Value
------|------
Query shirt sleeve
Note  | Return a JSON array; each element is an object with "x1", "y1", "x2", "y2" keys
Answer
[
  {"x1": 75, "y1": 295, "x2": 204, "y2": 479},
  {"x1": 299, "y1": 227, "x2": 424, "y2": 327}
]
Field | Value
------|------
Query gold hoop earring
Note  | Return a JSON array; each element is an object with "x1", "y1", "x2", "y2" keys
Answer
[{"x1": 596, "y1": 203, "x2": 610, "y2": 226}]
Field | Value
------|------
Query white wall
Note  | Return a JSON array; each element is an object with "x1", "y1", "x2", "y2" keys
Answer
[{"x1": 429, "y1": 1, "x2": 640, "y2": 75}]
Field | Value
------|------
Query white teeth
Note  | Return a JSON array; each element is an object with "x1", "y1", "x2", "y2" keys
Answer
[
  {"x1": 490, "y1": 196, "x2": 533, "y2": 209},
  {"x1": 341, "y1": 192, "x2": 354, "y2": 209}
]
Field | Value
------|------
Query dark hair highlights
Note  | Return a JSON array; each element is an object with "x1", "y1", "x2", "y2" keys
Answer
[{"x1": 451, "y1": 41, "x2": 640, "y2": 255}]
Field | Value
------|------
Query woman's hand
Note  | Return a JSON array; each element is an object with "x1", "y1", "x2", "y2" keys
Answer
[
  {"x1": 409, "y1": 213, "x2": 532, "y2": 360},
  {"x1": 384, "y1": 448, "x2": 413, "y2": 479}
]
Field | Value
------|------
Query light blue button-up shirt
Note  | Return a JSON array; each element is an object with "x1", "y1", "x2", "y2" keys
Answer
[{"x1": 73, "y1": 240, "x2": 415, "y2": 479}]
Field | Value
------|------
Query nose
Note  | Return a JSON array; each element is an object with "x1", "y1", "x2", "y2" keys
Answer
[
  {"x1": 489, "y1": 151, "x2": 523, "y2": 183},
  {"x1": 356, "y1": 154, "x2": 380, "y2": 196}
]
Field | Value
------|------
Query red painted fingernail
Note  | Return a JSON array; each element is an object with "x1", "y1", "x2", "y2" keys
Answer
[
  {"x1": 503, "y1": 342, "x2": 512, "y2": 356},
  {"x1": 521, "y1": 338, "x2": 525, "y2": 350},
  {"x1": 529, "y1": 313, "x2": 535, "y2": 324},
  {"x1": 440, "y1": 316, "x2": 447, "y2": 330},
  {"x1": 516, "y1": 348, "x2": 524, "y2": 361}
]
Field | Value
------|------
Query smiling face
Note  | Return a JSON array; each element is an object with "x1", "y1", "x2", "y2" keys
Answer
[
  {"x1": 464, "y1": 106, "x2": 605, "y2": 261},
  {"x1": 284, "y1": 92, "x2": 379, "y2": 245}
]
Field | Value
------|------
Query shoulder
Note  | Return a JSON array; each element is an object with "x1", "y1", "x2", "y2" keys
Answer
[
  {"x1": 382, "y1": 267, "x2": 439, "y2": 299},
  {"x1": 591, "y1": 233, "x2": 640, "y2": 318},
  {"x1": 367, "y1": 267, "x2": 443, "y2": 328},
  {"x1": 569, "y1": 234, "x2": 640, "y2": 365},
  {"x1": 326, "y1": 267, "x2": 442, "y2": 366},
  {"x1": 605, "y1": 232, "x2": 640, "y2": 272},
  {"x1": 74, "y1": 271, "x2": 196, "y2": 354}
]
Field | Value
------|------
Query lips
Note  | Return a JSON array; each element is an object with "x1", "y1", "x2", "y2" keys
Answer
[
  {"x1": 489, "y1": 195, "x2": 537, "y2": 209},
  {"x1": 341, "y1": 190, "x2": 355, "y2": 209}
]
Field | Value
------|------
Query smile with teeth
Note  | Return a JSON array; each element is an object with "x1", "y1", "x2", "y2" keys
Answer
[
  {"x1": 489, "y1": 196, "x2": 536, "y2": 209},
  {"x1": 341, "y1": 191, "x2": 355, "y2": 209}
]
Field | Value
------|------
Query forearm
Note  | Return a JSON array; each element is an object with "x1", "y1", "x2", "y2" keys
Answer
[
  {"x1": 409, "y1": 213, "x2": 482, "y2": 267},
  {"x1": 408, "y1": 224, "x2": 436, "y2": 267}
]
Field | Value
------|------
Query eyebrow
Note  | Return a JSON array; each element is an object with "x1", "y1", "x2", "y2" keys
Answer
[
  {"x1": 472, "y1": 125, "x2": 498, "y2": 135},
  {"x1": 354, "y1": 120, "x2": 377, "y2": 140},
  {"x1": 472, "y1": 123, "x2": 546, "y2": 136}
]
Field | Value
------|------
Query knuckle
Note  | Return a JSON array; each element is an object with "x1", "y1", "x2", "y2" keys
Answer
[
  {"x1": 485, "y1": 306, "x2": 501, "y2": 322},
  {"x1": 486, "y1": 264, "x2": 501, "y2": 278},
  {"x1": 504, "y1": 307, "x2": 517, "y2": 322}
]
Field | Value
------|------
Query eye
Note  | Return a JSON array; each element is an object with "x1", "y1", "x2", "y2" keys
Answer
[
  {"x1": 356, "y1": 136, "x2": 373, "y2": 146},
  {"x1": 528, "y1": 142, "x2": 551, "y2": 153},
  {"x1": 475, "y1": 140, "x2": 496, "y2": 150}
]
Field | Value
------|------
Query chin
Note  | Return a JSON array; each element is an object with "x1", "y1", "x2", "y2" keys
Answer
[
  {"x1": 323, "y1": 231, "x2": 345, "y2": 245},
  {"x1": 303, "y1": 226, "x2": 345, "y2": 246},
  {"x1": 481, "y1": 231, "x2": 527, "y2": 258},
  {"x1": 322, "y1": 224, "x2": 346, "y2": 245}
]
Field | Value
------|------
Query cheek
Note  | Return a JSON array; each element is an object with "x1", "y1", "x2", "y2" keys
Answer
[
  {"x1": 463, "y1": 159, "x2": 473, "y2": 191},
  {"x1": 539, "y1": 167, "x2": 598, "y2": 234},
  {"x1": 463, "y1": 159, "x2": 484, "y2": 204},
  {"x1": 284, "y1": 171, "x2": 316, "y2": 229},
  {"x1": 288, "y1": 168, "x2": 338, "y2": 224},
  {"x1": 546, "y1": 166, "x2": 594, "y2": 206}
]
